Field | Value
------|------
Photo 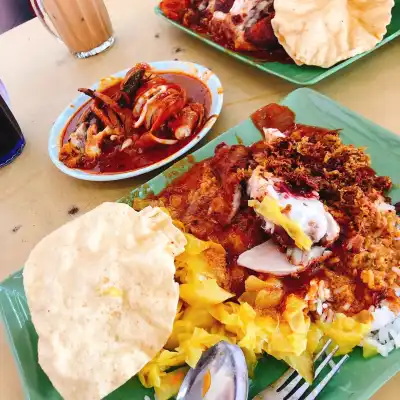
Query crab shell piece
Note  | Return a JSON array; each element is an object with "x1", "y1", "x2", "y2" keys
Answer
[{"x1": 59, "y1": 123, "x2": 87, "y2": 168}]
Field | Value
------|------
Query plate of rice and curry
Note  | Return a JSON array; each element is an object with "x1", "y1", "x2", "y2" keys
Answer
[
  {"x1": 156, "y1": 0, "x2": 400, "y2": 85},
  {"x1": 0, "y1": 88, "x2": 399, "y2": 400},
  {"x1": 48, "y1": 61, "x2": 223, "y2": 181}
]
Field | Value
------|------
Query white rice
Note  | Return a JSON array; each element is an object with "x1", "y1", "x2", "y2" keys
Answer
[
  {"x1": 310, "y1": 278, "x2": 400, "y2": 357},
  {"x1": 362, "y1": 302, "x2": 400, "y2": 357}
]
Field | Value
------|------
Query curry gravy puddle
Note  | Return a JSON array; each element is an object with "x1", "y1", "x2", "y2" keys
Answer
[{"x1": 61, "y1": 72, "x2": 212, "y2": 174}]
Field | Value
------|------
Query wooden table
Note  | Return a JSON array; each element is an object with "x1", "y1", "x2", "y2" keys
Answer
[{"x1": 0, "y1": 0, "x2": 399, "y2": 398}]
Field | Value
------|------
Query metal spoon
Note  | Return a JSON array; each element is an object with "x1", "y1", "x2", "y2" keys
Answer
[{"x1": 177, "y1": 341, "x2": 249, "y2": 400}]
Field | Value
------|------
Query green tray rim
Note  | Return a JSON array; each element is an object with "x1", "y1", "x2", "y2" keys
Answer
[{"x1": 154, "y1": 4, "x2": 400, "y2": 85}]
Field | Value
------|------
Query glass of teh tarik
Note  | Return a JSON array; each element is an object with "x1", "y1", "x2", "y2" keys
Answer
[{"x1": 31, "y1": 0, "x2": 114, "y2": 59}]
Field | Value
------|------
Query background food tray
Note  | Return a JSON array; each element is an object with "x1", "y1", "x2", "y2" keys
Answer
[{"x1": 155, "y1": 2, "x2": 400, "y2": 85}]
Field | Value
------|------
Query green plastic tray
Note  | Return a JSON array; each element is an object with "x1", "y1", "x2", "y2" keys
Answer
[
  {"x1": 155, "y1": 2, "x2": 400, "y2": 85},
  {"x1": 1, "y1": 89, "x2": 399, "y2": 400}
]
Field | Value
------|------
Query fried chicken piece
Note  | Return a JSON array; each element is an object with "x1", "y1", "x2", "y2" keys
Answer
[
  {"x1": 209, "y1": 0, "x2": 276, "y2": 52},
  {"x1": 204, "y1": 247, "x2": 230, "y2": 290},
  {"x1": 207, "y1": 144, "x2": 250, "y2": 225},
  {"x1": 159, "y1": 144, "x2": 251, "y2": 238},
  {"x1": 160, "y1": 0, "x2": 190, "y2": 21},
  {"x1": 183, "y1": 163, "x2": 222, "y2": 238},
  {"x1": 244, "y1": 14, "x2": 279, "y2": 48},
  {"x1": 229, "y1": 261, "x2": 249, "y2": 295}
]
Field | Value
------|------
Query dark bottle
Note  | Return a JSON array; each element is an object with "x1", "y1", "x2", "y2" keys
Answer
[{"x1": 0, "y1": 94, "x2": 25, "y2": 167}]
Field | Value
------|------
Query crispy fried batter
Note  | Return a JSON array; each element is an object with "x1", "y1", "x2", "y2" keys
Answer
[
  {"x1": 251, "y1": 117, "x2": 399, "y2": 314},
  {"x1": 203, "y1": 247, "x2": 230, "y2": 290},
  {"x1": 252, "y1": 128, "x2": 391, "y2": 199}
]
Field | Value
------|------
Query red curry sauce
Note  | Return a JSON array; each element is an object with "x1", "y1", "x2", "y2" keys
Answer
[{"x1": 61, "y1": 72, "x2": 212, "y2": 174}]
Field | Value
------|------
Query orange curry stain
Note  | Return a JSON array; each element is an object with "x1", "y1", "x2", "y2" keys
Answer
[{"x1": 202, "y1": 369, "x2": 212, "y2": 397}]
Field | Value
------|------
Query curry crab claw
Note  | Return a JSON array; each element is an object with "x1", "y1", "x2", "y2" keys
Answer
[
  {"x1": 59, "y1": 123, "x2": 87, "y2": 168},
  {"x1": 59, "y1": 124, "x2": 117, "y2": 168}
]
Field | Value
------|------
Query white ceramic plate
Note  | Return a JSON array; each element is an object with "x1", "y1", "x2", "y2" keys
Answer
[{"x1": 48, "y1": 61, "x2": 223, "y2": 181}]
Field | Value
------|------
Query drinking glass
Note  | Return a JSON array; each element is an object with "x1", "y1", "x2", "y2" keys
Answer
[
  {"x1": 30, "y1": 0, "x2": 115, "y2": 59},
  {"x1": 0, "y1": 81, "x2": 25, "y2": 168}
]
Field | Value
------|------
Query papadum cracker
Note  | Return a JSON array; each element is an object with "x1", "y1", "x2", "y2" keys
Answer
[
  {"x1": 272, "y1": 0, "x2": 394, "y2": 68},
  {"x1": 23, "y1": 203, "x2": 186, "y2": 400}
]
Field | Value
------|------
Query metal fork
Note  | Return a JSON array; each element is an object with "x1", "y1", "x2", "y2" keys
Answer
[{"x1": 252, "y1": 339, "x2": 349, "y2": 400}]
